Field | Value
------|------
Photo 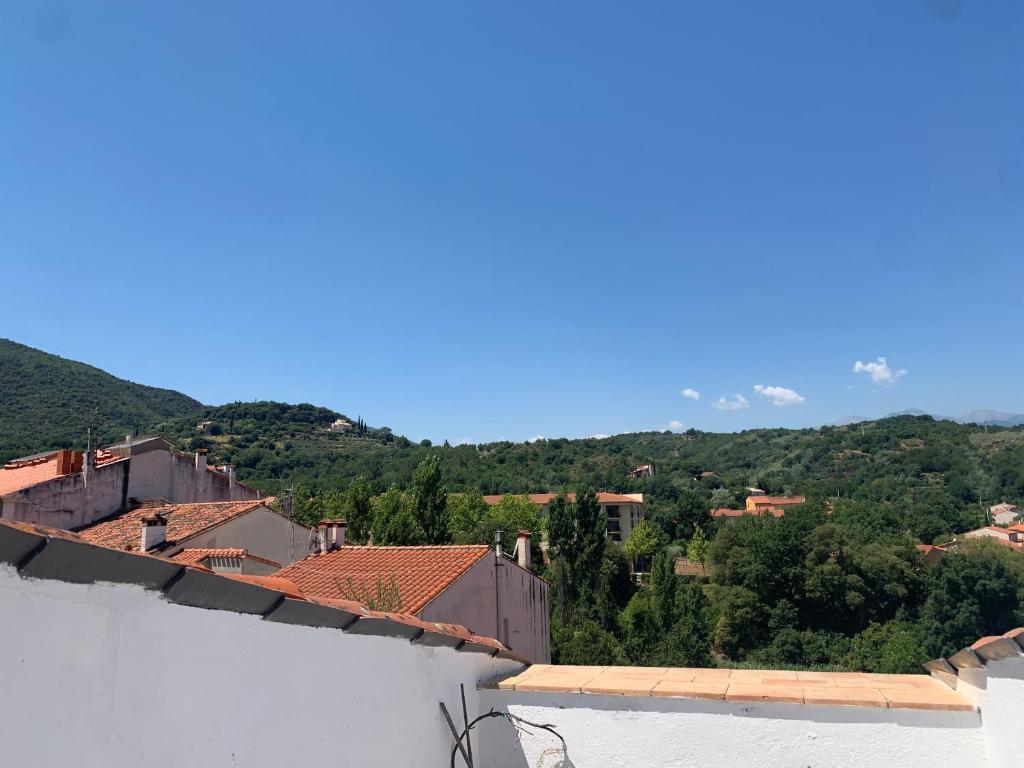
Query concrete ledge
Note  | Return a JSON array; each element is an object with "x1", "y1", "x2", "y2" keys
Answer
[
  {"x1": 20, "y1": 537, "x2": 183, "y2": 590},
  {"x1": 263, "y1": 596, "x2": 360, "y2": 630},
  {"x1": 412, "y1": 627, "x2": 465, "y2": 649},
  {"x1": 0, "y1": 519, "x2": 47, "y2": 567},
  {"x1": 344, "y1": 614, "x2": 424, "y2": 640},
  {"x1": 164, "y1": 568, "x2": 284, "y2": 615}
]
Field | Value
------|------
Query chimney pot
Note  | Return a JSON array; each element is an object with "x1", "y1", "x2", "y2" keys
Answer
[
  {"x1": 494, "y1": 529, "x2": 504, "y2": 559},
  {"x1": 317, "y1": 519, "x2": 347, "y2": 552},
  {"x1": 140, "y1": 513, "x2": 168, "y2": 551},
  {"x1": 516, "y1": 530, "x2": 531, "y2": 570}
]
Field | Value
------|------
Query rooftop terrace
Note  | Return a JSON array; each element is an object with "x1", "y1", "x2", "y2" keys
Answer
[{"x1": 0, "y1": 516, "x2": 1021, "y2": 768}]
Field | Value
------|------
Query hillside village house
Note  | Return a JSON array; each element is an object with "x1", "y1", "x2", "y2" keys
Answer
[
  {"x1": 79, "y1": 499, "x2": 311, "y2": 569},
  {"x1": 989, "y1": 502, "x2": 1022, "y2": 526},
  {"x1": 962, "y1": 525, "x2": 1024, "y2": 551},
  {"x1": 275, "y1": 524, "x2": 549, "y2": 663},
  {"x1": 711, "y1": 494, "x2": 806, "y2": 519},
  {"x1": 0, "y1": 436, "x2": 259, "y2": 530},
  {"x1": 482, "y1": 492, "x2": 645, "y2": 544},
  {"x1": 746, "y1": 494, "x2": 806, "y2": 513},
  {"x1": 4, "y1": 514, "x2": 1024, "y2": 768},
  {"x1": 628, "y1": 463, "x2": 656, "y2": 478}
]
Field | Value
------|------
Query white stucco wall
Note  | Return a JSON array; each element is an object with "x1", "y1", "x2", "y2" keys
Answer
[
  {"x1": 0, "y1": 564, "x2": 521, "y2": 767},
  {"x1": 959, "y1": 659, "x2": 1024, "y2": 768},
  {"x1": 477, "y1": 689, "x2": 986, "y2": 768}
]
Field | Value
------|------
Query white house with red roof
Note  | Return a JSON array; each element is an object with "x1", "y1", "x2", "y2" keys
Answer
[{"x1": 275, "y1": 526, "x2": 550, "y2": 663}]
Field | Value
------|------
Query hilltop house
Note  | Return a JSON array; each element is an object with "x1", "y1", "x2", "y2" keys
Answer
[
  {"x1": 482, "y1": 492, "x2": 645, "y2": 544},
  {"x1": 628, "y1": 464, "x2": 656, "y2": 478},
  {"x1": 79, "y1": 499, "x2": 311, "y2": 567},
  {"x1": 275, "y1": 524, "x2": 549, "y2": 663},
  {"x1": 0, "y1": 436, "x2": 260, "y2": 530}
]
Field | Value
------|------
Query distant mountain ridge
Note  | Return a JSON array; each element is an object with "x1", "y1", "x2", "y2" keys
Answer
[
  {"x1": 0, "y1": 339, "x2": 204, "y2": 462},
  {"x1": 886, "y1": 408, "x2": 1024, "y2": 427}
]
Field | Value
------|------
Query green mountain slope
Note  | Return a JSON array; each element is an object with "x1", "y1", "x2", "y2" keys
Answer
[{"x1": 0, "y1": 339, "x2": 203, "y2": 461}]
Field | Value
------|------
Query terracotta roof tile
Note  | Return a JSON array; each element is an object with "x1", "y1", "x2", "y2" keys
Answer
[
  {"x1": 495, "y1": 667, "x2": 974, "y2": 711},
  {"x1": 273, "y1": 545, "x2": 490, "y2": 614},
  {"x1": 79, "y1": 500, "x2": 270, "y2": 552}
]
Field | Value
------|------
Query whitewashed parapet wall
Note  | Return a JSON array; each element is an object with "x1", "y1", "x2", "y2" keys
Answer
[
  {"x1": 476, "y1": 689, "x2": 985, "y2": 768},
  {"x1": 927, "y1": 631, "x2": 1024, "y2": 768},
  {"x1": 0, "y1": 519, "x2": 524, "y2": 768}
]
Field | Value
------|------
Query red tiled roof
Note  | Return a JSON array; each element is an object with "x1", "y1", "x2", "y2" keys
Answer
[
  {"x1": 273, "y1": 545, "x2": 490, "y2": 614},
  {"x1": 0, "y1": 449, "x2": 123, "y2": 496},
  {"x1": 482, "y1": 492, "x2": 642, "y2": 506},
  {"x1": 170, "y1": 548, "x2": 281, "y2": 568},
  {"x1": 79, "y1": 500, "x2": 270, "y2": 552}
]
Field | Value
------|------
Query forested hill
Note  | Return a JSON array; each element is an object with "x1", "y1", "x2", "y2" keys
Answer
[
  {"x1": 0, "y1": 339, "x2": 202, "y2": 462},
  {"x1": 160, "y1": 401, "x2": 1024, "y2": 544}
]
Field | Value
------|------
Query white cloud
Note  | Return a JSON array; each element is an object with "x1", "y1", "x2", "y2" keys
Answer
[
  {"x1": 589, "y1": 433, "x2": 610, "y2": 440},
  {"x1": 526, "y1": 435, "x2": 546, "y2": 443},
  {"x1": 680, "y1": 388, "x2": 701, "y2": 401},
  {"x1": 712, "y1": 394, "x2": 750, "y2": 411},
  {"x1": 663, "y1": 419, "x2": 684, "y2": 432},
  {"x1": 853, "y1": 357, "x2": 907, "y2": 386},
  {"x1": 753, "y1": 384, "x2": 805, "y2": 407}
]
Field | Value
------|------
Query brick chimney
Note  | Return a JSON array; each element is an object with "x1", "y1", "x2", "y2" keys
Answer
[
  {"x1": 140, "y1": 512, "x2": 168, "y2": 551},
  {"x1": 516, "y1": 530, "x2": 531, "y2": 570},
  {"x1": 316, "y1": 520, "x2": 347, "y2": 553}
]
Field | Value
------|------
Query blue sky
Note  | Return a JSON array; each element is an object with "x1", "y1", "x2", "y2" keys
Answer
[{"x1": 2, "y1": 1, "x2": 1023, "y2": 444}]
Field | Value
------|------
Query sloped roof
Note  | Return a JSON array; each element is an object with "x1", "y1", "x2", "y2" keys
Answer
[
  {"x1": 273, "y1": 545, "x2": 491, "y2": 614},
  {"x1": 79, "y1": 500, "x2": 271, "y2": 552},
  {"x1": 171, "y1": 548, "x2": 281, "y2": 568}
]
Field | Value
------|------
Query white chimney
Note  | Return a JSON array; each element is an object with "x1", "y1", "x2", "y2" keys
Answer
[
  {"x1": 194, "y1": 449, "x2": 207, "y2": 473},
  {"x1": 516, "y1": 530, "x2": 531, "y2": 569},
  {"x1": 494, "y1": 529, "x2": 504, "y2": 559},
  {"x1": 317, "y1": 520, "x2": 346, "y2": 553},
  {"x1": 140, "y1": 513, "x2": 168, "y2": 551}
]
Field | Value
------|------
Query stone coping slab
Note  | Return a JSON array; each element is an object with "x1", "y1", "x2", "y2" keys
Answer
[{"x1": 491, "y1": 665, "x2": 975, "y2": 712}]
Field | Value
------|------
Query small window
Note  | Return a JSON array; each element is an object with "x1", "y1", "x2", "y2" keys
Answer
[
  {"x1": 606, "y1": 504, "x2": 619, "y2": 519},
  {"x1": 607, "y1": 518, "x2": 621, "y2": 533}
]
